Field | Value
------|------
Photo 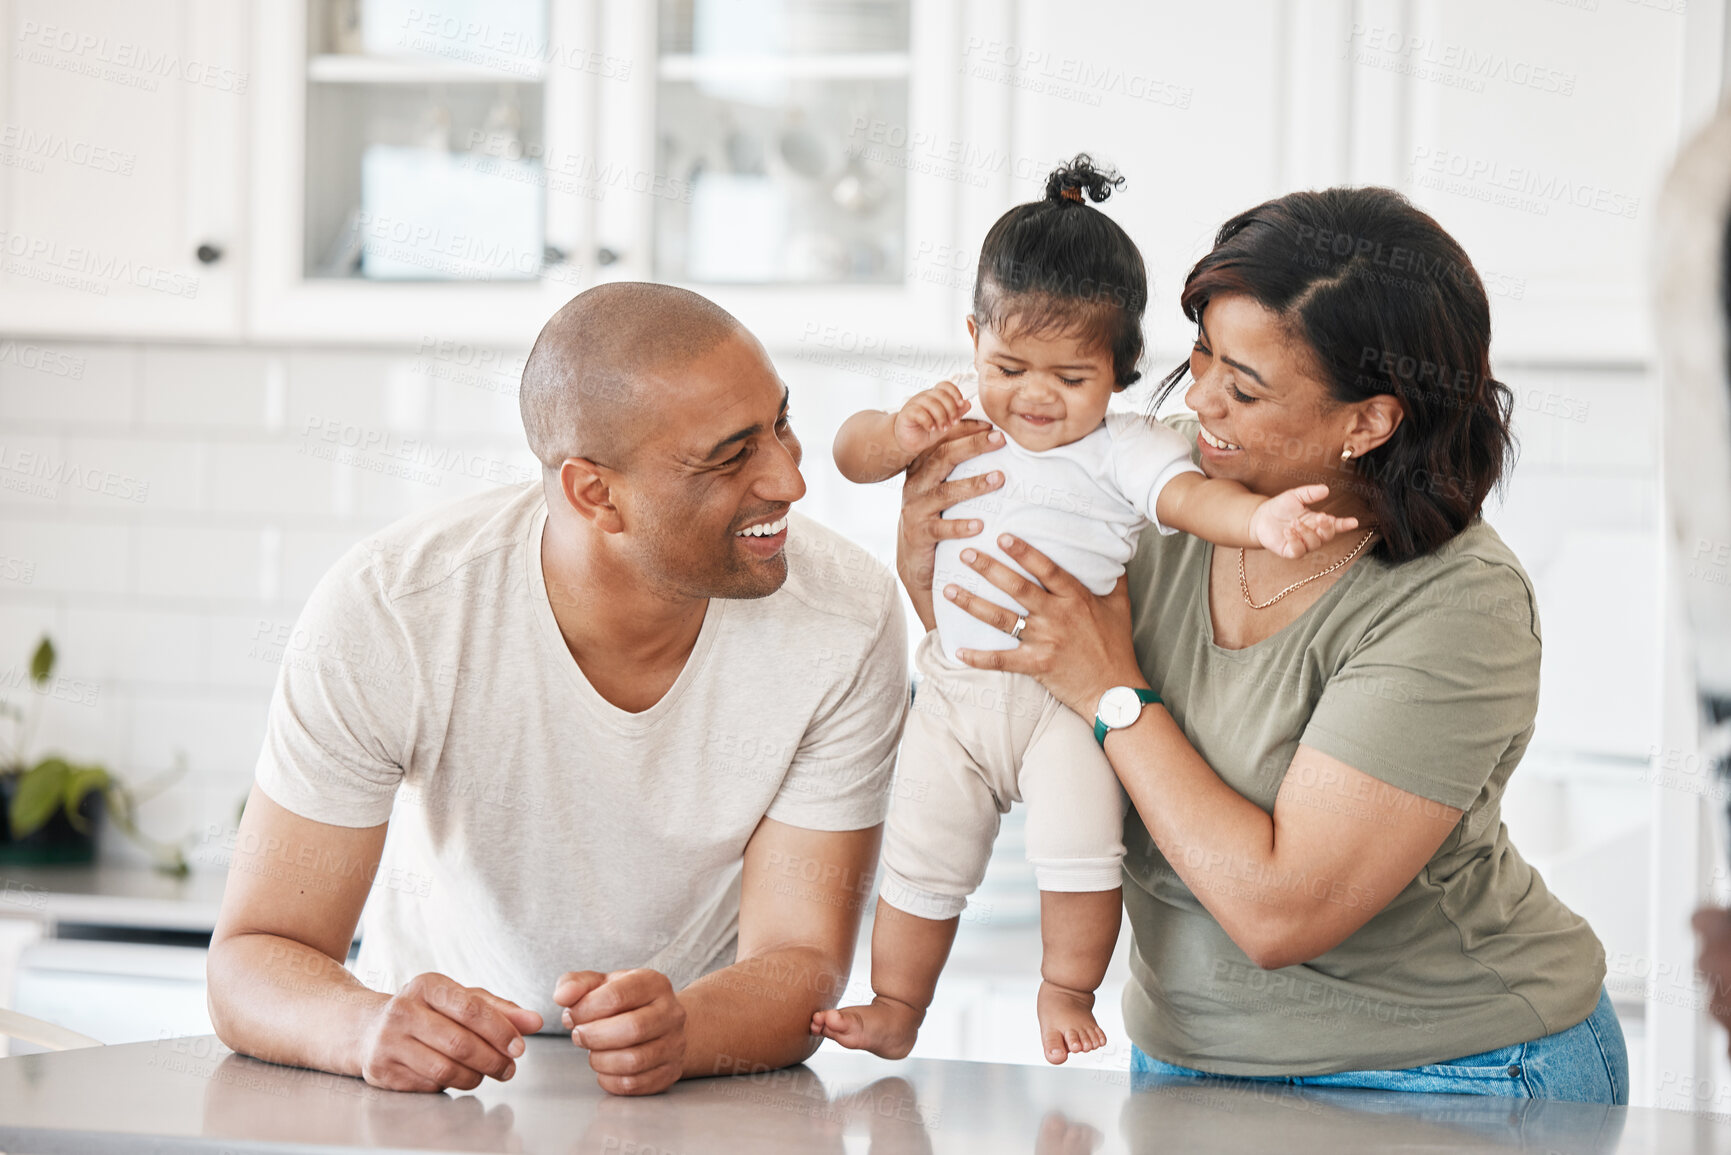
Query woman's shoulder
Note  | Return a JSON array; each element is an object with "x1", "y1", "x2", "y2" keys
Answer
[
  {"x1": 1359, "y1": 519, "x2": 1541, "y2": 644},
  {"x1": 1161, "y1": 411, "x2": 1202, "y2": 452}
]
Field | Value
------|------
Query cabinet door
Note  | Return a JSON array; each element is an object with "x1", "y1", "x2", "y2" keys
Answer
[
  {"x1": 0, "y1": 0, "x2": 245, "y2": 337},
  {"x1": 595, "y1": 0, "x2": 965, "y2": 349},
  {"x1": 247, "y1": 0, "x2": 599, "y2": 346}
]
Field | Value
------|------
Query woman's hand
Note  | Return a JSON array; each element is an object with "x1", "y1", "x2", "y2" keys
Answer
[
  {"x1": 947, "y1": 535, "x2": 1146, "y2": 718},
  {"x1": 895, "y1": 420, "x2": 1004, "y2": 630}
]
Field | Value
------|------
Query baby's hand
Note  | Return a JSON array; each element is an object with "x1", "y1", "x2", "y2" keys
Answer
[
  {"x1": 893, "y1": 380, "x2": 971, "y2": 457},
  {"x1": 1249, "y1": 484, "x2": 1360, "y2": 560}
]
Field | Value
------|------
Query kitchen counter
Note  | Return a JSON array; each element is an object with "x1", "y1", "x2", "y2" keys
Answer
[
  {"x1": 0, "y1": 864, "x2": 229, "y2": 933},
  {"x1": 0, "y1": 1034, "x2": 1711, "y2": 1154}
]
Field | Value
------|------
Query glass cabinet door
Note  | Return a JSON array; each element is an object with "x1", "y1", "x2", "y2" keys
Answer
[
  {"x1": 652, "y1": 0, "x2": 910, "y2": 286},
  {"x1": 251, "y1": 0, "x2": 969, "y2": 344},
  {"x1": 303, "y1": 0, "x2": 559, "y2": 284}
]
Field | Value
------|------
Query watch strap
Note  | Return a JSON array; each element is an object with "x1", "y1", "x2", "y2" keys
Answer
[{"x1": 1094, "y1": 687, "x2": 1162, "y2": 747}]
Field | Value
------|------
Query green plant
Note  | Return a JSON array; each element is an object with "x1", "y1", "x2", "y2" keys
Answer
[{"x1": 2, "y1": 636, "x2": 189, "y2": 876}]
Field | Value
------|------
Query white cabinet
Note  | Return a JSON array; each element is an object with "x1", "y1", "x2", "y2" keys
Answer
[
  {"x1": 248, "y1": 0, "x2": 598, "y2": 345},
  {"x1": 0, "y1": 0, "x2": 247, "y2": 338},
  {"x1": 9, "y1": 939, "x2": 211, "y2": 1055},
  {"x1": 247, "y1": 0, "x2": 972, "y2": 347}
]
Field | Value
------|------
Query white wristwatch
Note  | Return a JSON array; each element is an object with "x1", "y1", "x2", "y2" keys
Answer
[{"x1": 1093, "y1": 686, "x2": 1161, "y2": 747}]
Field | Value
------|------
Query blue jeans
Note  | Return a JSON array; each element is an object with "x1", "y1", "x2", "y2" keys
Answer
[{"x1": 1130, "y1": 987, "x2": 1628, "y2": 1104}]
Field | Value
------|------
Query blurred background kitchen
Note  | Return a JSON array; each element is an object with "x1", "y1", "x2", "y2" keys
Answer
[{"x1": 0, "y1": 0, "x2": 1720, "y2": 1113}]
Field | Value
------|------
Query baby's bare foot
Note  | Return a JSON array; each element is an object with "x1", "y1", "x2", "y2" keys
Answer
[
  {"x1": 810, "y1": 998, "x2": 924, "y2": 1060},
  {"x1": 1037, "y1": 981, "x2": 1107, "y2": 1065}
]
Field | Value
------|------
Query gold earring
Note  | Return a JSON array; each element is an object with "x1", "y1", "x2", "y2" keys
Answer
[{"x1": 1340, "y1": 447, "x2": 1353, "y2": 462}]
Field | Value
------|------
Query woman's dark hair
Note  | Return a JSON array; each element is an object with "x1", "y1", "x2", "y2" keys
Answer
[
  {"x1": 973, "y1": 154, "x2": 1147, "y2": 387},
  {"x1": 1156, "y1": 187, "x2": 1516, "y2": 563}
]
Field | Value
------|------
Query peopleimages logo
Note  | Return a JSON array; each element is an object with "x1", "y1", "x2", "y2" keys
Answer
[
  {"x1": 1410, "y1": 147, "x2": 1640, "y2": 219},
  {"x1": 0, "y1": 230, "x2": 199, "y2": 298},
  {"x1": 15, "y1": 20, "x2": 248, "y2": 93},
  {"x1": 1347, "y1": 25, "x2": 1576, "y2": 96}
]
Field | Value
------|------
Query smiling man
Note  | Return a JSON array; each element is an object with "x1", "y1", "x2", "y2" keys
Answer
[{"x1": 207, "y1": 283, "x2": 909, "y2": 1096}]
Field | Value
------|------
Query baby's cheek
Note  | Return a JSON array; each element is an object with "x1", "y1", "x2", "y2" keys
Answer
[{"x1": 976, "y1": 385, "x2": 1014, "y2": 426}]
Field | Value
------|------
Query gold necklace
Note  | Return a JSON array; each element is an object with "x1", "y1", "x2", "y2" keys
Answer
[{"x1": 1238, "y1": 527, "x2": 1377, "y2": 610}]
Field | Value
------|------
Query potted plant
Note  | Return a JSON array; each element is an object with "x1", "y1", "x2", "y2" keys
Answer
[{"x1": 1, "y1": 636, "x2": 189, "y2": 875}]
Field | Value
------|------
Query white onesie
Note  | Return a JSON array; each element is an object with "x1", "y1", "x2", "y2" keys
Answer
[
  {"x1": 878, "y1": 376, "x2": 1202, "y2": 920},
  {"x1": 932, "y1": 391, "x2": 1201, "y2": 661}
]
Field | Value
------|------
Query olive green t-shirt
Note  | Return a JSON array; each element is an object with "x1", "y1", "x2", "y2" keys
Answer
[{"x1": 1120, "y1": 419, "x2": 1605, "y2": 1076}]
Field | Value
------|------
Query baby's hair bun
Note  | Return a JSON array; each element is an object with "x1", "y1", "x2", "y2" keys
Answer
[{"x1": 1044, "y1": 154, "x2": 1125, "y2": 206}]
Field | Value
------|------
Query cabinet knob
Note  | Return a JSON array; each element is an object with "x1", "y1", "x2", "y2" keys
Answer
[
  {"x1": 596, "y1": 246, "x2": 621, "y2": 267},
  {"x1": 195, "y1": 243, "x2": 224, "y2": 265},
  {"x1": 543, "y1": 244, "x2": 567, "y2": 266}
]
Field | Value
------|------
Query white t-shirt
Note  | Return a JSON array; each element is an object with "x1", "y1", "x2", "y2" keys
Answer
[
  {"x1": 253, "y1": 483, "x2": 908, "y2": 1029},
  {"x1": 933, "y1": 401, "x2": 1201, "y2": 661}
]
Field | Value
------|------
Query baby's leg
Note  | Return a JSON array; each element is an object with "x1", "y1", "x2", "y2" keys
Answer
[
  {"x1": 1020, "y1": 697, "x2": 1129, "y2": 1064},
  {"x1": 1036, "y1": 889, "x2": 1121, "y2": 1062},
  {"x1": 812, "y1": 897, "x2": 960, "y2": 1060},
  {"x1": 812, "y1": 645, "x2": 1008, "y2": 1059}
]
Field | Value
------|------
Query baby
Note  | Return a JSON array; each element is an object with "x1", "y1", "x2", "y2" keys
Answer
[{"x1": 812, "y1": 156, "x2": 1355, "y2": 1064}]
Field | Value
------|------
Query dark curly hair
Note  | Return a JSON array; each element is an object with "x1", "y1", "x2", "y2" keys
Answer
[
  {"x1": 972, "y1": 154, "x2": 1147, "y2": 387},
  {"x1": 1156, "y1": 187, "x2": 1516, "y2": 564}
]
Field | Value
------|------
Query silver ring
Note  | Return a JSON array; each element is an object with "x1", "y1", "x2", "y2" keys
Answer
[{"x1": 1010, "y1": 616, "x2": 1027, "y2": 641}]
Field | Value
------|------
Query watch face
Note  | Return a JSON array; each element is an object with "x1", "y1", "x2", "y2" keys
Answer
[{"x1": 1099, "y1": 686, "x2": 1141, "y2": 729}]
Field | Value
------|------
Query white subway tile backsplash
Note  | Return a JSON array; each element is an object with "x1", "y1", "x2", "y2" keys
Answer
[
  {"x1": 0, "y1": 342, "x2": 135, "y2": 425},
  {"x1": 0, "y1": 604, "x2": 61, "y2": 681},
  {"x1": 352, "y1": 444, "x2": 535, "y2": 519},
  {"x1": 59, "y1": 436, "x2": 205, "y2": 512},
  {"x1": 1502, "y1": 367, "x2": 1654, "y2": 472},
  {"x1": 206, "y1": 441, "x2": 338, "y2": 517},
  {"x1": 0, "y1": 433, "x2": 65, "y2": 508},
  {"x1": 139, "y1": 348, "x2": 275, "y2": 429},
  {"x1": 428, "y1": 366, "x2": 525, "y2": 439},
  {"x1": 128, "y1": 688, "x2": 270, "y2": 783},
  {"x1": 1531, "y1": 529, "x2": 1661, "y2": 759},
  {"x1": 55, "y1": 607, "x2": 205, "y2": 686},
  {"x1": 136, "y1": 526, "x2": 264, "y2": 601},
  {"x1": 284, "y1": 350, "x2": 399, "y2": 434},
  {"x1": 383, "y1": 361, "x2": 433, "y2": 429},
  {"x1": 204, "y1": 612, "x2": 294, "y2": 692},
  {"x1": 1485, "y1": 474, "x2": 1658, "y2": 579},
  {"x1": 278, "y1": 529, "x2": 372, "y2": 604},
  {"x1": 0, "y1": 518, "x2": 131, "y2": 596},
  {"x1": 29, "y1": 686, "x2": 134, "y2": 776}
]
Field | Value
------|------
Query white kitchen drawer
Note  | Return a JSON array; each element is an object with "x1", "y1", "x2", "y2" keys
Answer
[{"x1": 8, "y1": 939, "x2": 210, "y2": 1057}]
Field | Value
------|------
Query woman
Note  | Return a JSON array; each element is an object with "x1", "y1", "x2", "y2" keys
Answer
[{"x1": 897, "y1": 187, "x2": 1627, "y2": 1102}]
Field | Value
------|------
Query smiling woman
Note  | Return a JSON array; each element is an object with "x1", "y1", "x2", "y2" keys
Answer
[
  {"x1": 1165, "y1": 189, "x2": 1513, "y2": 565},
  {"x1": 900, "y1": 186, "x2": 1627, "y2": 1103}
]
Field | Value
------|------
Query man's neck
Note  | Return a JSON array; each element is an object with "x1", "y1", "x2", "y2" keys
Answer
[{"x1": 540, "y1": 517, "x2": 708, "y2": 712}]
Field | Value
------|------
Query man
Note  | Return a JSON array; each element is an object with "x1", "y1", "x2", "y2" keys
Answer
[{"x1": 207, "y1": 284, "x2": 910, "y2": 1096}]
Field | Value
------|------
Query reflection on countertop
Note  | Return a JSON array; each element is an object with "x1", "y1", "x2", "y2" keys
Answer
[{"x1": 0, "y1": 1034, "x2": 1673, "y2": 1155}]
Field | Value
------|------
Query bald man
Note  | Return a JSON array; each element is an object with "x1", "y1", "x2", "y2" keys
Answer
[{"x1": 207, "y1": 284, "x2": 911, "y2": 1096}]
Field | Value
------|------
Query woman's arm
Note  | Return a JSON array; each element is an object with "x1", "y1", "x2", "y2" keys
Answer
[
  {"x1": 892, "y1": 422, "x2": 1005, "y2": 630},
  {"x1": 1099, "y1": 721, "x2": 1458, "y2": 969},
  {"x1": 944, "y1": 538, "x2": 1461, "y2": 969}
]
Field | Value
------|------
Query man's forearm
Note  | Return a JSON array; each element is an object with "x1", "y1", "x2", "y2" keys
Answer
[
  {"x1": 207, "y1": 931, "x2": 385, "y2": 1076},
  {"x1": 676, "y1": 945, "x2": 846, "y2": 1077}
]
